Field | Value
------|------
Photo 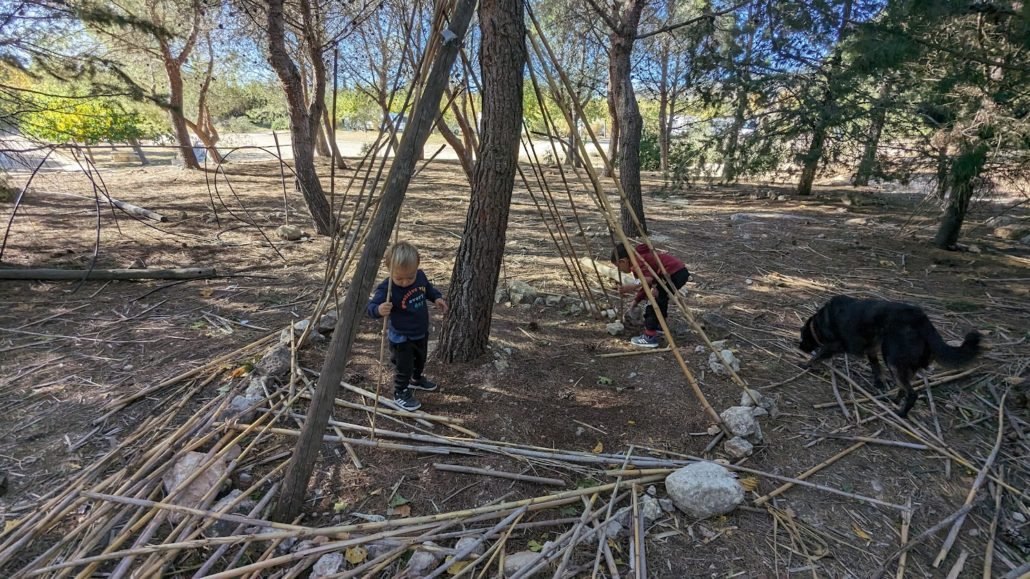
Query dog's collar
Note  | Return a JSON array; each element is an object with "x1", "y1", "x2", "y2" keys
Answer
[{"x1": 809, "y1": 320, "x2": 824, "y2": 347}]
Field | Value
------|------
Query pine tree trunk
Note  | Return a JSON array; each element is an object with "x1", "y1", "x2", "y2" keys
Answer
[
  {"x1": 721, "y1": 88, "x2": 748, "y2": 183},
  {"x1": 129, "y1": 136, "x2": 149, "y2": 166},
  {"x1": 795, "y1": 0, "x2": 852, "y2": 196},
  {"x1": 934, "y1": 146, "x2": 950, "y2": 200},
  {"x1": 853, "y1": 83, "x2": 889, "y2": 186},
  {"x1": 164, "y1": 62, "x2": 200, "y2": 170},
  {"x1": 609, "y1": 1, "x2": 647, "y2": 236},
  {"x1": 267, "y1": 0, "x2": 333, "y2": 235},
  {"x1": 796, "y1": 125, "x2": 826, "y2": 196},
  {"x1": 322, "y1": 108, "x2": 347, "y2": 169},
  {"x1": 437, "y1": 0, "x2": 526, "y2": 364},
  {"x1": 933, "y1": 143, "x2": 987, "y2": 249}
]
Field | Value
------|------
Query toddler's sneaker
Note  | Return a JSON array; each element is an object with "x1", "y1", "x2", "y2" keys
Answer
[
  {"x1": 394, "y1": 389, "x2": 422, "y2": 411},
  {"x1": 630, "y1": 333, "x2": 661, "y2": 348},
  {"x1": 409, "y1": 377, "x2": 439, "y2": 392}
]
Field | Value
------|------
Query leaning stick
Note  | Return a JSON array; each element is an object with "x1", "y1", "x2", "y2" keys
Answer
[
  {"x1": 932, "y1": 390, "x2": 1007, "y2": 568},
  {"x1": 754, "y1": 433, "x2": 877, "y2": 506},
  {"x1": 433, "y1": 463, "x2": 566, "y2": 487}
]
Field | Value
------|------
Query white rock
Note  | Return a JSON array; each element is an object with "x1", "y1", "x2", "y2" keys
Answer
[
  {"x1": 405, "y1": 544, "x2": 443, "y2": 578},
  {"x1": 454, "y1": 536, "x2": 485, "y2": 558},
  {"x1": 275, "y1": 224, "x2": 303, "y2": 241},
  {"x1": 508, "y1": 280, "x2": 538, "y2": 304},
  {"x1": 751, "y1": 407, "x2": 769, "y2": 418},
  {"x1": 256, "y1": 345, "x2": 291, "y2": 379},
  {"x1": 205, "y1": 490, "x2": 256, "y2": 537},
  {"x1": 244, "y1": 376, "x2": 269, "y2": 398},
  {"x1": 640, "y1": 494, "x2": 663, "y2": 523},
  {"x1": 161, "y1": 452, "x2": 228, "y2": 522},
  {"x1": 310, "y1": 552, "x2": 343, "y2": 578},
  {"x1": 606, "y1": 321, "x2": 625, "y2": 336},
  {"x1": 708, "y1": 349, "x2": 740, "y2": 374},
  {"x1": 225, "y1": 395, "x2": 260, "y2": 422},
  {"x1": 740, "y1": 389, "x2": 779, "y2": 418},
  {"x1": 318, "y1": 311, "x2": 338, "y2": 332},
  {"x1": 544, "y1": 294, "x2": 562, "y2": 307},
  {"x1": 293, "y1": 319, "x2": 311, "y2": 333},
  {"x1": 503, "y1": 551, "x2": 544, "y2": 577},
  {"x1": 720, "y1": 406, "x2": 763, "y2": 442},
  {"x1": 665, "y1": 462, "x2": 745, "y2": 520},
  {"x1": 659, "y1": 498, "x2": 676, "y2": 513},
  {"x1": 724, "y1": 436, "x2": 754, "y2": 458}
]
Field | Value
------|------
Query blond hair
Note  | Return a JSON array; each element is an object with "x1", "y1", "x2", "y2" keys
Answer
[{"x1": 384, "y1": 241, "x2": 420, "y2": 270}]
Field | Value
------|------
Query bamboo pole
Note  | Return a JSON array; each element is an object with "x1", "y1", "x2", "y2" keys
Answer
[
  {"x1": 932, "y1": 391, "x2": 1007, "y2": 568},
  {"x1": 754, "y1": 433, "x2": 877, "y2": 506},
  {"x1": 433, "y1": 463, "x2": 566, "y2": 487}
]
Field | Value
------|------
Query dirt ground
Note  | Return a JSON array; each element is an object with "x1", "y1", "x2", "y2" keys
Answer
[{"x1": 1, "y1": 157, "x2": 1028, "y2": 577}]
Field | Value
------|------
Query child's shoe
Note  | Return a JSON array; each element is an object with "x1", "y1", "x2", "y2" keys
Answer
[
  {"x1": 394, "y1": 389, "x2": 422, "y2": 411},
  {"x1": 630, "y1": 333, "x2": 661, "y2": 348},
  {"x1": 409, "y1": 377, "x2": 439, "y2": 392}
]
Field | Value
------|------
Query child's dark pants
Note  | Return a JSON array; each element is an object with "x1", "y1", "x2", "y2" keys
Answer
[
  {"x1": 390, "y1": 337, "x2": 428, "y2": 396},
  {"x1": 643, "y1": 269, "x2": 690, "y2": 332}
]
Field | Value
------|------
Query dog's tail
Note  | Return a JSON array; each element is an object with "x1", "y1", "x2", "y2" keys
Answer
[{"x1": 924, "y1": 321, "x2": 981, "y2": 367}]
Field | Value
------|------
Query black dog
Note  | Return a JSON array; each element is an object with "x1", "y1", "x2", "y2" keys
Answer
[{"x1": 800, "y1": 295, "x2": 981, "y2": 418}]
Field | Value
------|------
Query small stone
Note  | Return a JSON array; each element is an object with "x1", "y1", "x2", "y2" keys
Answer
[
  {"x1": 126, "y1": 258, "x2": 147, "y2": 269},
  {"x1": 293, "y1": 319, "x2": 311, "y2": 333},
  {"x1": 665, "y1": 462, "x2": 745, "y2": 519},
  {"x1": 508, "y1": 280, "x2": 538, "y2": 304},
  {"x1": 706, "y1": 425, "x2": 721, "y2": 436},
  {"x1": 845, "y1": 217, "x2": 868, "y2": 226},
  {"x1": 256, "y1": 345, "x2": 291, "y2": 379},
  {"x1": 503, "y1": 551, "x2": 545, "y2": 577},
  {"x1": 310, "y1": 552, "x2": 343, "y2": 577},
  {"x1": 203, "y1": 213, "x2": 217, "y2": 223},
  {"x1": 708, "y1": 350, "x2": 740, "y2": 374},
  {"x1": 494, "y1": 287, "x2": 510, "y2": 304},
  {"x1": 493, "y1": 358, "x2": 509, "y2": 372},
  {"x1": 604, "y1": 520, "x2": 624, "y2": 539},
  {"x1": 720, "y1": 406, "x2": 763, "y2": 442},
  {"x1": 740, "y1": 389, "x2": 779, "y2": 418},
  {"x1": 1011, "y1": 512, "x2": 1027, "y2": 523},
  {"x1": 275, "y1": 536, "x2": 297, "y2": 554},
  {"x1": 161, "y1": 452, "x2": 228, "y2": 523},
  {"x1": 775, "y1": 194, "x2": 787, "y2": 201},
  {"x1": 724, "y1": 436, "x2": 754, "y2": 458},
  {"x1": 640, "y1": 494, "x2": 663, "y2": 523},
  {"x1": 967, "y1": 244, "x2": 982, "y2": 254},
  {"x1": 967, "y1": 528, "x2": 980, "y2": 538},
  {"x1": 694, "y1": 345, "x2": 707, "y2": 354},
  {"x1": 1021, "y1": 234, "x2": 1030, "y2": 246},
  {"x1": 545, "y1": 294, "x2": 562, "y2": 306},
  {"x1": 751, "y1": 407, "x2": 769, "y2": 418},
  {"x1": 659, "y1": 498, "x2": 676, "y2": 513},
  {"x1": 318, "y1": 311, "x2": 338, "y2": 332},
  {"x1": 534, "y1": 297, "x2": 546, "y2": 306},
  {"x1": 454, "y1": 536, "x2": 486, "y2": 558},
  {"x1": 245, "y1": 376, "x2": 269, "y2": 398},
  {"x1": 606, "y1": 321, "x2": 625, "y2": 336},
  {"x1": 575, "y1": 426, "x2": 585, "y2": 436},
  {"x1": 628, "y1": 372, "x2": 638, "y2": 379},
  {"x1": 275, "y1": 224, "x2": 303, "y2": 241},
  {"x1": 205, "y1": 490, "x2": 256, "y2": 537},
  {"x1": 177, "y1": 210, "x2": 188, "y2": 220},
  {"x1": 646, "y1": 485, "x2": 657, "y2": 496},
  {"x1": 406, "y1": 544, "x2": 443, "y2": 577}
]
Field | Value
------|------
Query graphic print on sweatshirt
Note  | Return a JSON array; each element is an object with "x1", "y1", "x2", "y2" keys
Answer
[{"x1": 400, "y1": 287, "x2": 426, "y2": 312}]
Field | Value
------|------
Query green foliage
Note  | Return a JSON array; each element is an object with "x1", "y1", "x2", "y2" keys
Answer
[
  {"x1": 639, "y1": 127, "x2": 661, "y2": 171},
  {"x1": 20, "y1": 95, "x2": 160, "y2": 144}
]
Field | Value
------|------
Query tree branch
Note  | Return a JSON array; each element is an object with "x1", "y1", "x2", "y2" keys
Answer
[{"x1": 636, "y1": 0, "x2": 752, "y2": 40}]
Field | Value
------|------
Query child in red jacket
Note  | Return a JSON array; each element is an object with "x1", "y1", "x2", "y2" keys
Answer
[{"x1": 611, "y1": 243, "x2": 690, "y2": 348}]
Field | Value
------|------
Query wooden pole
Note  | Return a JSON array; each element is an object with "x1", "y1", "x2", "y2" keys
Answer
[
  {"x1": 0, "y1": 267, "x2": 216, "y2": 281},
  {"x1": 272, "y1": 0, "x2": 478, "y2": 523},
  {"x1": 433, "y1": 463, "x2": 566, "y2": 487}
]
